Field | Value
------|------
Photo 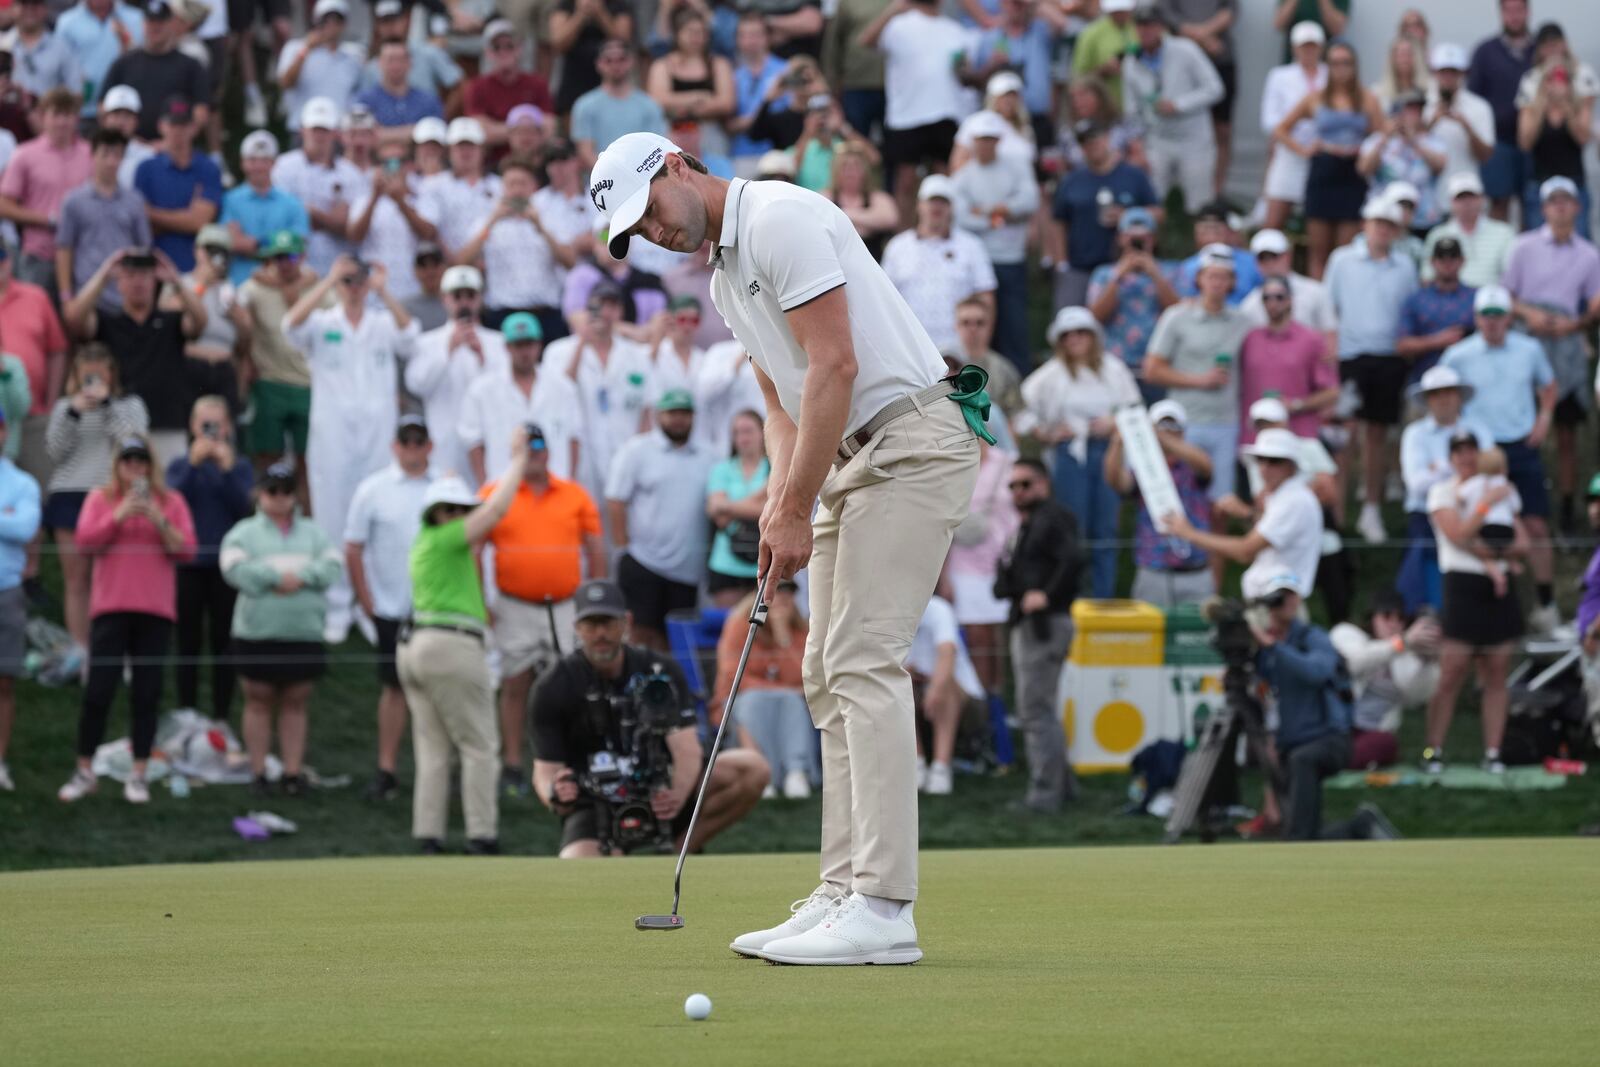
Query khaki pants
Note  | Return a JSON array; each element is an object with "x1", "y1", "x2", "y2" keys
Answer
[
  {"x1": 803, "y1": 396, "x2": 978, "y2": 902},
  {"x1": 398, "y1": 628, "x2": 499, "y2": 842}
]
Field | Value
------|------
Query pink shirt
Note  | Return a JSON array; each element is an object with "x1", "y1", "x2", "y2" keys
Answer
[
  {"x1": 0, "y1": 136, "x2": 92, "y2": 259},
  {"x1": 1238, "y1": 320, "x2": 1338, "y2": 444},
  {"x1": 0, "y1": 280, "x2": 68, "y2": 413},
  {"x1": 946, "y1": 447, "x2": 1020, "y2": 577},
  {"x1": 75, "y1": 487, "x2": 197, "y2": 621}
]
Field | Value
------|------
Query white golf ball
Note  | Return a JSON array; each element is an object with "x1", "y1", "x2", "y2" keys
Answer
[{"x1": 684, "y1": 993, "x2": 712, "y2": 1021}]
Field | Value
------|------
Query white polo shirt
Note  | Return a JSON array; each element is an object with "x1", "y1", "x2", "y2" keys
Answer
[
  {"x1": 905, "y1": 596, "x2": 984, "y2": 700},
  {"x1": 420, "y1": 171, "x2": 503, "y2": 255},
  {"x1": 547, "y1": 333, "x2": 657, "y2": 501},
  {"x1": 271, "y1": 151, "x2": 369, "y2": 275},
  {"x1": 692, "y1": 340, "x2": 768, "y2": 455},
  {"x1": 404, "y1": 323, "x2": 510, "y2": 486},
  {"x1": 880, "y1": 227, "x2": 998, "y2": 354},
  {"x1": 707, "y1": 178, "x2": 945, "y2": 438},
  {"x1": 459, "y1": 369, "x2": 582, "y2": 484},
  {"x1": 1241, "y1": 478, "x2": 1323, "y2": 600},
  {"x1": 344, "y1": 463, "x2": 434, "y2": 620}
]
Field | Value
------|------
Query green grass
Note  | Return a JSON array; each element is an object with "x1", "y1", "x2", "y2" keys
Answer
[{"x1": 2, "y1": 841, "x2": 1597, "y2": 1065}]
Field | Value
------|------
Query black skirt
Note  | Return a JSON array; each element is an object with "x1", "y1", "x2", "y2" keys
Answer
[
  {"x1": 1305, "y1": 152, "x2": 1368, "y2": 222},
  {"x1": 1440, "y1": 571, "x2": 1523, "y2": 648},
  {"x1": 233, "y1": 639, "x2": 326, "y2": 685}
]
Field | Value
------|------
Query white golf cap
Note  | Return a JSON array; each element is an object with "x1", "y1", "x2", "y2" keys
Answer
[
  {"x1": 446, "y1": 117, "x2": 486, "y2": 145},
  {"x1": 1361, "y1": 198, "x2": 1405, "y2": 225},
  {"x1": 1409, "y1": 364, "x2": 1475, "y2": 402},
  {"x1": 589, "y1": 132, "x2": 685, "y2": 260},
  {"x1": 966, "y1": 109, "x2": 1011, "y2": 141},
  {"x1": 1474, "y1": 284, "x2": 1513, "y2": 315},
  {"x1": 1102, "y1": 0, "x2": 1136, "y2": 11},
  {"x1": 1447, "y1": 171, "x2": 1485, "y2": 199},
  {"x1": 1046, "y1": 305, "x2": 1102, "y2": 344},
  {"x1": 103, "y1": 84, "x2": 141, "y2": 114},
  {"x1": 482, "y1": 17, "x2": 516, "y2": 43},
  {"x1": 986, "y1": 70, "x2": 1024, "y2": 98},
  {"x1": 311, "y1": 0, "x2": 348, "y2": 20},
  {"x1": 1148, "y1": 399, "x2": 1187, "y2": 428},
  {"x1": 373, "y1": 0, "x2": 403, "y2": 17},
  {"x1": 412, "y1": 116, "x2": 447, "y2": 144},
  {"x1": 918, "y1": 173, "x2": 957, "y2": 202},
  {"x1": 1430, "y1": 42, "x2": 1469, "y2": 71},
  {"x1": 441, "y1": 264, "x2": 483, "y2": 292},
  {"x1": 756, "y1": 148, "x2": 795, "y2": 177},
  {"x1": 341, "y1": 103, "x2": 375, "y2": 130},
  {"x1": 1241, "y1": 427, "x2": 1301, "y2": 465},
  {"x1": 1198, "y1": 242, "x2": 1236, "y2": 272},
  {"x1": 240, "y1": 130, "x2": 279, "y2": 159},
  {"x1": 1383, "y1": 180, "x2": 1421, "y2": 206},
  {"x1": 300, "y1": 96, "x2": 339, "y2": 130},
  {"x1": 1256, "y1": 573, "x2": 1305, "y2": 598},
  {"x1": 421, "y1": 476, "x2": 478, "y2": 517},
  {"x1": 1250, "y1": 228, "x2": 1290, "y2": 256},
  {"x1": 1249, "y1": 397, "x2": 1290, "y2": 425},
  {"x1": 1289, "y1": 20, "x2": 1325, "y2": 47},
  {"x1": 1540, "y1": 175, "x2": 1580, "y2": 202}
]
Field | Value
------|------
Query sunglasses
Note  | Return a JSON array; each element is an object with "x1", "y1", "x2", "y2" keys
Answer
[
  {"x1": 490, "y1": 39, "x2": 518, "y2": 51},
  {"x1": 957, "y1": 317, "x2": 989, "y2": 327},
  {"x1": 119, "y1": 452, "x2": 151, "y2": 464},
  {"x1": 262, "y1": 484, "x2": 296, "y2": 497},
  {"x1": 1261, "y1": 292, "x2": 1291, "y2": 303},
  {"x1": 415, "y1": 256, "x2": 444, "y2": 267}
]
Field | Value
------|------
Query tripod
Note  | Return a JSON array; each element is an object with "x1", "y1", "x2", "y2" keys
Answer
[{"x1": 1163, "y1": 657, "x2": 1284, "y2": 844}]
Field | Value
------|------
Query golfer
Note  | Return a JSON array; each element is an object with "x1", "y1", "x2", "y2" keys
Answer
[{"x1": 592, "y1": 133, "x2": 983, "y2": 965}]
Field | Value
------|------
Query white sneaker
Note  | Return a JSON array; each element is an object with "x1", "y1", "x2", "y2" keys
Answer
[
  {"x1": 244, "y1": 84, "x2": 268, "y2": 127},
  {"x1": 1527, "y1": 604, "x2": 1561, "y2": 634},
  {"x1": 1357, "y1": 505, "x2": 1387, "y2": 545},
  {"x1": 730, "y1": 884, "x2": 841, "y2": 957},
  {"x1": 0, "y1": 761, "x2": 12, "y2": 791},
  {"x1": 124, "y1": 777, "x2": 150, "y2": 804},
  {"x1": 761, "y1": 783, "x2": 778, "y2": 800},
  {"x1": 781, "y1": 768, "x2": 812, "y2": 800},
  {"x1": 58, "y1": 768, "x2": 97, "y2": 802},
  {"x1": 925, "y1": 762, "x2": 953, "y2": 796},
  {"x1": 756, "y1": 892, "x2": 922, "y2": 966}
]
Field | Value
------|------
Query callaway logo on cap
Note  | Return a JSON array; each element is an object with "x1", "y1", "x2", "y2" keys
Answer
[{"x1": 588, "y1": 132, "x2": 683, "y2": 260}]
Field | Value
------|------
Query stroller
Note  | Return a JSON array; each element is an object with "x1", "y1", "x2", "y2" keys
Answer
[{"x1": 1504, "y1": 634, "x2": 1597, "y2": 764}]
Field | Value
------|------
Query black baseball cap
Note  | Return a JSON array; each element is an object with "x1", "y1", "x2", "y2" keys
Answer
[
  {"x1": 1432, "y1": 237, "x2": 1464, "y2": 260},
  {"x1": 1195, "y1": 200, "x2": 1233, "y2": 225},
  {"x1": 160, "y1": 96, "x2": 194, "y2": 124},
  {"x1": 573, "y1": 579, "x2": 628, "y2": 621},
  {"x1": 587, "y1": 280, "x2": 625, "y2": 310},
  {"x1": 145, "y1": 0, "x2": 175, "y2": 19},
  {"x1": 117, "y1": 436, "x2": 151, "y2": 460},
  {"x1": 413, "y1": 241, "x2": 444, "y2": 264},
  {"x1": 1072, "y1": 119, "x2": 1108, "y2": 143},
  {"x1": 396, "y1": 414, "x2": 428, "y2": 441},
  {"x1": 1448, "y1": 429, "x2": 1480, "y2": 452}
]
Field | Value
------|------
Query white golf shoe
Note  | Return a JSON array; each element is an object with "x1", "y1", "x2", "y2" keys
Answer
[
  {"x1": 756, "y1": 892, "x2": 922, "y2": 966},
  {"x1": 729, "y1": 884, "x2": 840, "y2": 957}
]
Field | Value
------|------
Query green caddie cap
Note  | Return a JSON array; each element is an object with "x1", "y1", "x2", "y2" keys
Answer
[
  {"x1": 259, "y1": 230, "x2": 305, "y2": 259},
  {"x1": 656, "y1": 389, "x2": 694, "y2": 412},
  {"x1": 501, "y1": 312, "x2": 543, "y2": 343}
]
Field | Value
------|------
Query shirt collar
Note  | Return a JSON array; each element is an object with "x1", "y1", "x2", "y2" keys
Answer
[{"x1": 710, "y1": 178, "x2": 748, "y2": 268}]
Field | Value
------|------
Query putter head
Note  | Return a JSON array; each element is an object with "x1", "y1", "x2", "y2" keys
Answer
[{"x1": 635, "y1": 914, "x2": 685, "y2": 931}]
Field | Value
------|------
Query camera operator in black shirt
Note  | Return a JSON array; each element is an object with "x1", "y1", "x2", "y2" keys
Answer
[{"x1": 531, "y1": 579, "x2": 769, "y2": 858}]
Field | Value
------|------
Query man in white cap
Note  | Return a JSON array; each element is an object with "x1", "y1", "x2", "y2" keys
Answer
[
  {"x1": 419, "y1": 117, "x2": 501, "y2": 255},
  {"x1": 404, "y1": 264, "x2": 508, "y2": 486},
  {"x1": 590, "y1": 131, "x2": 982, "y2": 963},
  {"x1": 1162, "y1": 426, "x2": 1323, "y2": 604},
  {"x1": 285, "y1": 253, "x2": 419, "y2": 643},
  {"x1": 1398, "y1": 365, "x2": 1491, "y2": 611},
  {"x1": 882, "y1": 174, "x2": 996, "y2": 355},
  {"x1": 571, "y1": 38, "x2": 665, "y2": 171},
  {"x1": 411, "y1": 117, "x2": 449, "y2": 179},
  {"x1": 1501, "y1": 175, "x2": 1600, "y2": 536},
  {"x1": 220, "y1": 130, "x2": 309, "y2": 286},
  {"x1": 1440, "y1": 284, "x2": 1559, "y2": 630},
  {"x1": 1240, "y1": 227, "x2": 1336, "y2": 354},
  {"x1": 1423, "y1": 43, "x2": 1494, "y2": 205},
  {"x1": 349, "y1": 136, "x2": 440, "y2": 303},
  {"x1": 1325, "y1": 197, "x2": 1419, "y2": 545},
  {"x1": 1421, "y1": 172, "x2": 1513, "y2": 288},
  {"x1": 97, "y1": 87, "x2": 157, "y2": 189},
  {"x1": 950, "y1": 108, "x2": 1039, "y2": 373},
  {"x1": 1258, "y1": 21, "x2": 1325, "y2": 231},
  {"x1": 276, "y1": 0, "x2": 362, "y2": 132},
  {"x1": 272, "y1": 98, "x2": 368, "y2": 275}
]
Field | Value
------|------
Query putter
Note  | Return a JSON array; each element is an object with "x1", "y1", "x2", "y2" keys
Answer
[{"x1": 636, "y1": 573, "x2": 771, "y2": 932}]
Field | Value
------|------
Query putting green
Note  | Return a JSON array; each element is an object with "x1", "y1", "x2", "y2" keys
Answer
[{"x1": 3, "y1": 840, "x2": 1597, "y2": 1065}]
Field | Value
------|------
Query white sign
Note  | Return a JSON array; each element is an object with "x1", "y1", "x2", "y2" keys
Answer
[{"x1": 1114, "y1": 404, "x2": 1183, "y2": 529}]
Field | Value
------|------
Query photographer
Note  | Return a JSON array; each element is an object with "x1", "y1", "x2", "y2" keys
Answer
[
  {"x1": 1330, "y1": 591, "x2": 1442, "y2": 770},
  {"x1": 1250, "y1": 575, "x2": 1400, "y2": 842},
  {"x1": 531, "y1": 579, "x2": 768, "y2": 858}
]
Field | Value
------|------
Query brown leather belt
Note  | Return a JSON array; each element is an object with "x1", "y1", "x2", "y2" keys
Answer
[{"x1": 835, "y1": 380, "x2": 956, "y2": 465}]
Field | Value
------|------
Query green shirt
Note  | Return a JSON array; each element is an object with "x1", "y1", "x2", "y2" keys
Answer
[
  {"x1": 796, "y1": 138, "x2": 838, "y2": 192},
  {"x1": 0, "y1": 355, "x2": 28, "y2": 461},
  {"x1": 1072, "y1": 16, "x2": 1138, "y2": 112},
  {"x1": 409, "y1": 519, "x2": 486, "y2": 627}
]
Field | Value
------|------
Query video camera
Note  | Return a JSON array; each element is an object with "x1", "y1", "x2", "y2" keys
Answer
[
  {"x1": 576, "y1": 668, "x2": 684, "y2": 855},
  {"x1": 1201, "y1": 596, "x2": 1258, "y2": 671}
]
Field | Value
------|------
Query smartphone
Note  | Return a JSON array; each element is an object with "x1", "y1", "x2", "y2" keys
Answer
[
  {"x1": 132, "y1": 476, "x2": 149, "y2": 499},
  {"x1": 383, "y1": 157, "x2": 404, "y2": 175},
  {"x1": 506, "y1": 196, "x2": 529, "y2": 213},
  {"x1": 201, "y1": 421, "x2": 220, "y2": 440},
  {"x1": 1129, "y1": 237, "x2": 1149, "y2": 253}
]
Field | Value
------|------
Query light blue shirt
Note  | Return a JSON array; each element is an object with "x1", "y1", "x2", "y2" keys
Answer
[
  {"x1": 358, "y1": 42, "x2": 462, "y2": 96},
  {"x1": 220, "y1": 185, "x2": 310, "y2": 284},
  {"x1": 1440, "y1": 331, "x2": 1555, "y2": 443},
  {"x1": 1325, "y1": 243, "x2": 1419, "y2": 359},
  {"x1": 570, "y1": 89, "x2": 665, "y2": 156},
  {"x1": 605, "y1": 429, "x2": 713, "y2": 586},
  {"x1": 705, "y1": 455, "x2": 768, "y2": 580},
  {"x1": 0, "y1": 457, "x2": 41, "y2": 592},
  {"x1": 55, "y1": 1, "x2": 145, "y2": 117},
  {"x1": 973, "y1": 21, "x2": 1055, "y2": 116},
  {"x1": 1399, "y1": 414, "x2": 1493, "y2": 512},
  {"x1": 731, "y1": 54, "x2": 786, "y2": 159}
]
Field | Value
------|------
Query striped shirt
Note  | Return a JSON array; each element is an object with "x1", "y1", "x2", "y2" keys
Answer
[
  {"x1": 43, "y1": 395, "x2": 149, "y2": 494},
  {"x1": 1421, "y1": 217, "x2": 1516, "y2": 289}
]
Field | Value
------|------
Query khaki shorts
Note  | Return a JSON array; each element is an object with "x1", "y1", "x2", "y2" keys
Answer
[{"x1": 493, "y1": 593, "x2": 575, "y2": 680}]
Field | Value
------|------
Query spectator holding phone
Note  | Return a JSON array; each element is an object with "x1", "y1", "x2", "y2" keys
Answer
[
  {"x1": 43, "y1": 345, "x2": 149, "y2": 657},
  {"x1": 57, "y1": 433, "x2": 196, "y2": 805},
  {"x1": 166, "y1": 395, "x2": 253, "y2": 724}
]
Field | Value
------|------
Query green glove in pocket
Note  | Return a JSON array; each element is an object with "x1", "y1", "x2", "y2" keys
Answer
[{"x1": 947, "y1": 364, "x2": 997, "y2": 446}]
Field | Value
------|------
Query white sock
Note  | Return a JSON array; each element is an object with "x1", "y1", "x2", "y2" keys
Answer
[
  {"x1": 1361, "y1": 502, "x2": 1380, "y2": 517},
  {"x1": 862, "y1": 894, "x2": 908, "y2": 920}
]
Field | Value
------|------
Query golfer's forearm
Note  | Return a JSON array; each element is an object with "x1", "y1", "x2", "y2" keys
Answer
[{"x1": 776, "y1": 363, "x2": 854, "y2": 518}]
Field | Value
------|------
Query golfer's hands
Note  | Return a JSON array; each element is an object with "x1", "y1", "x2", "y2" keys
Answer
[
  {"x1": 652, "y1": 782, "x2": 689, "y2": 820},
  {"x1": 759, "y1": 503, "x2": 812, "y2": 582}
]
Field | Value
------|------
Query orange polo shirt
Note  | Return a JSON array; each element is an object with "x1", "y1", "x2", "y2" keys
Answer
[{"x1": 479, "y1": 474, "x2": 601, "y2": 602}]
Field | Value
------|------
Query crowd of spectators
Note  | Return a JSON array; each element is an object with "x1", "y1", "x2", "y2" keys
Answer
[{"x1": 0, "y1": 0, "x2": 1596, "y2": 842}]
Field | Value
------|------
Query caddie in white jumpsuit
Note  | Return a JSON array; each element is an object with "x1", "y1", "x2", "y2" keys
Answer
[
  {"x1": 403, "y1": 265, "x2": 509, "y2": 486},
  {"x1": 285, "y1": 254, "x2": 420, "y2": 644},
  {"x1": 592, "y1": 133, "x2": 984, "y2": 965}
]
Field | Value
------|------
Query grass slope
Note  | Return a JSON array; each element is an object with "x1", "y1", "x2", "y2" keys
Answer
[{"x1": 2, "y1": 841, "x2": 1598, "y2": 1066}]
